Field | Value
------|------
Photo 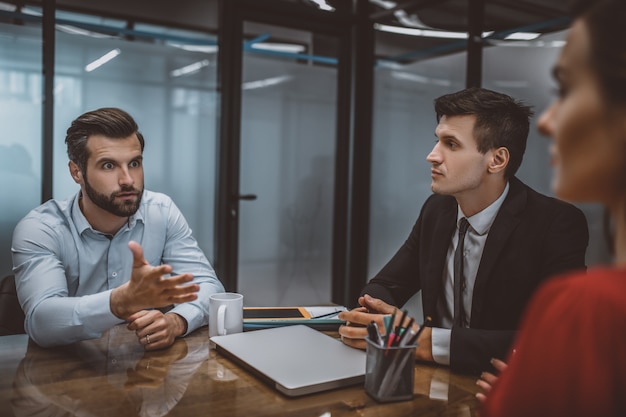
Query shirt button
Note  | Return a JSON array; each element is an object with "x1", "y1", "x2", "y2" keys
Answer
[{"x1": 112, "y1": 272, "x2": 118, "y2": 277}]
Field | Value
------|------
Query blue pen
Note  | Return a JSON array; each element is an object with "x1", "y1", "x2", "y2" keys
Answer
[{"x1": 383, "y1": 314, "x2": 392, "y2": 338}]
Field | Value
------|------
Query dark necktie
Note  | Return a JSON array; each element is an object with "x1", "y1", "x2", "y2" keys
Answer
[{"x1": 453, "y1": 217, "x2": 470, "y2": 327}]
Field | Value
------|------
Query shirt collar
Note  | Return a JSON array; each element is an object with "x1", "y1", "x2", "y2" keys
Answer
[
  {"x1": 70, "y1": 190, "x2": 144, "y2": 235},
  {"x1": 457, "y1": 181, "x2": 510, "y2": 236}
]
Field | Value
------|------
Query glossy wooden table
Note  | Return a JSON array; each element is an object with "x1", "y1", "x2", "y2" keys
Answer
[{"x1": 0, "y1": 325, "x2": 482, "y2": 416}]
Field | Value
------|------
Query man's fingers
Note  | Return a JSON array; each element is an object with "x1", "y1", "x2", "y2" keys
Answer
[
  {"x1": 129, "y1": 241, "x2": 148, "y2": 268},
  {"x1": 165, "y1": 273, "x2": 194, "y2": 286},
  {"x1": 338, "y1": 329, "x2": 368, "y2": 350},
  {"x1": 126, "y1": 309, "x2": 150, "y2": 326},
  {"x1": 338, "y1": 324, "x2": 368, "y2": 339},
  {"x1": 339, "y1": 309, "x2": 381, "y2": 327},
  {"x1": 168, "y1": 293, "x2": 199, "y2": 304},
  {"x1": 159, "y1": 281, "x2": 199, "y2": 305},
  {"x1": 361, "y1": 294, "x2": 396, "y2": 314}
]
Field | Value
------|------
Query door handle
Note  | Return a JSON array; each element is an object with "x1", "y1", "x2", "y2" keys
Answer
[{"x1": 236, "y1": 194, "x2": 257, "y2": 201}]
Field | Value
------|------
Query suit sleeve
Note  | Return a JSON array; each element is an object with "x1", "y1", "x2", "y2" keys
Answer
[{"x1": 450, "y1": 200, "x2": 589, "y2": 374}]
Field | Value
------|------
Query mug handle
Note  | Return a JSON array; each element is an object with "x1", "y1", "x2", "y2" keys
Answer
[{"x1": 217, "y1": 304, "x2": 227, "y2": 336}]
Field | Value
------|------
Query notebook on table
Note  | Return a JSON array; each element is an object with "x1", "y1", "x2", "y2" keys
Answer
[
  {"x1": 243, "y1": 306, "x2": 347, "y2": 331},
  {"x1": 210, "y1": 324, "x2": 366, "y2": 397}
]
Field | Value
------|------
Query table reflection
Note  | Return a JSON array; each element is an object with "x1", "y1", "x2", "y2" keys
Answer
[
  {"x1": 3, "y1": 327, "x2": 480, "y2": 417},
  {"x1": 414, "y1": 364, "x2": 475, "y2": 417},
  {"x1": 11, "y1": 324, "x2": 208, "y2": 417}
]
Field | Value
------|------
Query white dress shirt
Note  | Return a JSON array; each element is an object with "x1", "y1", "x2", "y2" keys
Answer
[{"x1": 431, "y1": 182, "x2": 509, "y2": 365}]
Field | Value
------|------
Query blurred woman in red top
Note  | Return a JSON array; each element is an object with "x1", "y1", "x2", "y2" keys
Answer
[{"x1": 480, "y1": 0, "x2": 626, "y2": 415}]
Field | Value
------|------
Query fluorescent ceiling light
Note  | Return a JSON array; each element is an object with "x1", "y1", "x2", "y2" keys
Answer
[
  {"x1": 370, "y1": 0, "x2": 396, "y2": 9},
  {"x1": 486, "y1": 39, "x2": 566, "y2": 48},
  {"x1": 394, "y1": 9, "x2": 436, "y2": 30},
  {"x1": 167, "y1": 43, "x2": 218, "y2": 54},
  {"x1": 242, "y1": 75, "x2": 292, "y2": 91},
  {"x1": 0, "y1": 3, "x2": 17, "y2": 11},
  {"x1": 85, "y1": 48, "x2": 121, "y2": 72},
  {"x1": 504, "y1": 32, "x2": 541, "y2": 41},
  {"x1": 251, "y1": 43, "x2": 306, "y2": 53},
  {"x1": 57, "y1": 24, "x2": 119, "y2": 39},
  {"x1": 171, "y1": 59, "x2": 210, "y2": 77},
  {"x1": 391, "y1": 71, "x2": 451, "y2": 87},
  {"x1": 375, "y1": 23, "x2": 493, "y2": 39},
  {"x1": 309, "y1": 0, "x2": 335, "y2": 12}
]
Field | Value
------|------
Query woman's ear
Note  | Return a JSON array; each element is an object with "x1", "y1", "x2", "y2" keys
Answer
[
  {"x1": 69, "y1": 161, "x2": 83, "y2": 184},
  {"x1": 488, "y1": 147, "x2": 509, "y2": 174}
]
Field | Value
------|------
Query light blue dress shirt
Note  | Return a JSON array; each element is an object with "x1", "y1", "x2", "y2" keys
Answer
[
  {"x1": 11, "y1": 190, "x2": 224, "y2": 347},
  {"x1": 432, "y1": 182, "x2": 509, "y2": 365}
]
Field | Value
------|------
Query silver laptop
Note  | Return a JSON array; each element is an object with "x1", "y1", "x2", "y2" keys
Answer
[{"x1": 210, "y1": 324, "x2": 366, "y2": 397}]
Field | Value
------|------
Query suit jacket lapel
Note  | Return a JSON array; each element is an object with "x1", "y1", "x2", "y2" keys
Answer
[{"x1": 470, "y1": 177, "x2": 526, "y2": 325}]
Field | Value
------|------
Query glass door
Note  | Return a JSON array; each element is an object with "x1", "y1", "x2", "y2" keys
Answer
[
  {"x1": 237, "y1": 25, "x2": 338, "y2": 306},
  {"x1": 216, "y1": 0, "x2": 372, "y2": 307}
]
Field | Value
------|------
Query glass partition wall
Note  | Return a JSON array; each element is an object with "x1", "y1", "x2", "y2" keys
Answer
[
  {"x1": 238, "y1": 40, "x2": 337, "y2": 306},
  {"x1": 0, "y1": 21, "x2": 42, "y2": 278},
  {"x1": 0, "y1": 6, "x2": 219, "y2": 278}
]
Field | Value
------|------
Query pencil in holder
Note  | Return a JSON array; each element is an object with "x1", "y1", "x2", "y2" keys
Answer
[{"x1": 364, "y1": 336, "x2": 417, "y2": 402}]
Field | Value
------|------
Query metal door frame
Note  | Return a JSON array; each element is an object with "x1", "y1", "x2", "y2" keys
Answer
[{"x1": 215, "y1": 0, "x2": 374, "y2": 306}]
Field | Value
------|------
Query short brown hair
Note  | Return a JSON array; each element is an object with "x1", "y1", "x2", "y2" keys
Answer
[{"x1": 65, "y1": 107, "x2": 145, "y2": 173}]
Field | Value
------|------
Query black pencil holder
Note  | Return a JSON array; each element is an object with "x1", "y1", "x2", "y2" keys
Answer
[{"x1": 364, "y1": 337, "x2": 417, "y2": 402}]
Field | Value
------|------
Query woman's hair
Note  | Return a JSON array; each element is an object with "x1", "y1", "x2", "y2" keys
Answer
[
  {"x1": 571, "y1": 0, "x2": 626, "y2": 256},
  {"x1": 571, "y1": 0, "x2": 626, "y2": 105}
]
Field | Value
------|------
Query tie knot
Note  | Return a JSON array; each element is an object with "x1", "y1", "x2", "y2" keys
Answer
[{"x1": 458, "y1": 217, "x2": 470, "y2": 235}]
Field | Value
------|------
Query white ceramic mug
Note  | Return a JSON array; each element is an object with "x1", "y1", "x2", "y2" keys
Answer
[{"x1": 209, "y1": 292, "x2": 244, "y2": 338}]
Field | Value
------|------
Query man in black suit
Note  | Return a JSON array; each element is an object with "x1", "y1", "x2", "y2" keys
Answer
[{"x1": 338, "y1": 88, "x2": 589, "y2": 374}]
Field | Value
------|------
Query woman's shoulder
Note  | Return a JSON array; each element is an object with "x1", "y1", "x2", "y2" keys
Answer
[
  {"x1": 547, "y1": 266, "x2": 626, "y2": 290},
  {"x1": 535, "y1": 266, "x2": 626, "y2": 314}
]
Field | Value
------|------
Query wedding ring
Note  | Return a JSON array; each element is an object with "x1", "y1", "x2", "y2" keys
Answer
[{"x1": 146, "y1": 334, "x2": 151, "y2": 344}]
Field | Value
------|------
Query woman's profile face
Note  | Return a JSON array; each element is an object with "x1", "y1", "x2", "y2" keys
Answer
[{"x1": 538, "y1": 19, "x2": 626, "y2": 206}]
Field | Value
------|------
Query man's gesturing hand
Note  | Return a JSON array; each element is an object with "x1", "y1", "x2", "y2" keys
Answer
[{"x1": 110, "y1": 241, "x2": 199, "y2": 319}]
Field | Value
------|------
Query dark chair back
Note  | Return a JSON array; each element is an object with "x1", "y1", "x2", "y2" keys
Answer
[{"x1": 0, "y1": 274, "x2": 25, "y2": 336}]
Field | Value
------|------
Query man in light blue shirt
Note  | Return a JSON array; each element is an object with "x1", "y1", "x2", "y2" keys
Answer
[{"x1": 12, "y1": 107, "x2": 224, "y2": 349}]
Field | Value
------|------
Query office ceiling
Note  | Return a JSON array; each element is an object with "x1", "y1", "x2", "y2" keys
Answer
[
  {"x1": 363, "y1": 0, "x2": 571, "y2": 62},
  {"x1": 7, "y1": 0, "x2": 572, "y2": 63},
  {"x1": 367, "y1": 0, "x2": 570, "y2": 32},
  {"x1": 243, "y1": 0, "x2": 572, "y2": 62}
]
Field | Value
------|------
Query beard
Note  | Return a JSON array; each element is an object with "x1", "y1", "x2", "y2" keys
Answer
[{"x1": 84, "y1": 176, "x2": 144, "y2": 218}]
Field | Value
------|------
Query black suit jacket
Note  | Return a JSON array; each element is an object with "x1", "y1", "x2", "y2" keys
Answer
[{"x1": 361, "y1": 177, "x2": 589, "y2": 374}]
